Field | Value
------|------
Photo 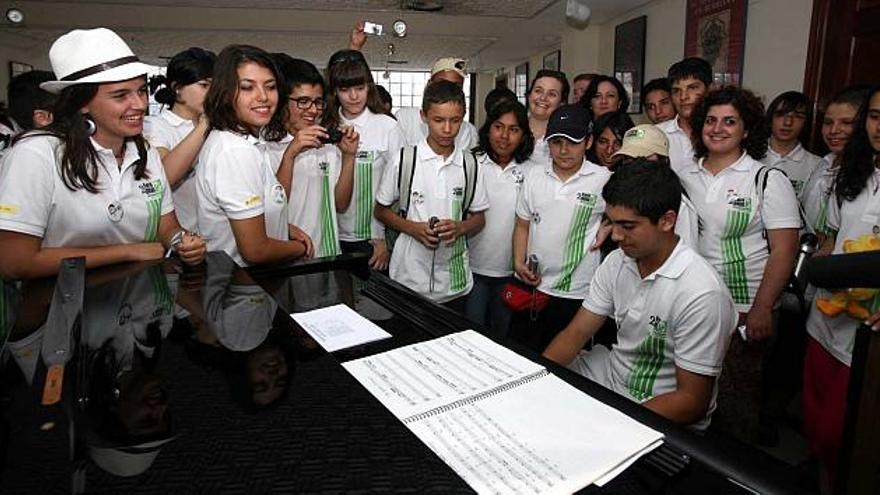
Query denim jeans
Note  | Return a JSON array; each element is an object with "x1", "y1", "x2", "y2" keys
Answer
[{"x1": 464, "y1": 273, "x2": 514, "y2": 339}]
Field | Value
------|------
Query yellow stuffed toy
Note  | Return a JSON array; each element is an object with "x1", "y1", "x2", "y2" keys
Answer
[{"x1": 815, "y1": 233, "x2": 880, "y2": 320}]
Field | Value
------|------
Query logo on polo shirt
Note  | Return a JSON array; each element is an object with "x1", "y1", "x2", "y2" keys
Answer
[
  {"x1": 411, "y1": 190, "x2": 424, "y2": 205},
  {"x1": 576, "y1": 192, "x2": 597, "y2": 206},
  {"x1": 648, "y1": 315, "x2": 668, "y2": 338},
  {"x1": 726, "y1": 190, "x2": 752, "y2": 212},
  {"x1": 319, "y1": 161, "x2": 330, "y2": 176},
  {"x1": 356, "y1": 150, "x2": 374, "y2": 164},
  {"x1": 452, "y1": 186, "x2": 463, "y2": 199},
  {"x1": 511, "y1": 169, "x2": 525, "y2": 185},
  {"x1": 138, "y1": 179, "x2": 164, "y2": 199},
  {"x1": 531, "y1": 211, "x2": 542, "y2": 224},
  {"x1": 272, "y1": 184, "x2": 286, "y2": 204}
]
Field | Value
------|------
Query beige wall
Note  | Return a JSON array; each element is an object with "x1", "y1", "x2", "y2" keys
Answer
[{"x1": 479, "y1": 0, "x2": 814, "y2": 124}]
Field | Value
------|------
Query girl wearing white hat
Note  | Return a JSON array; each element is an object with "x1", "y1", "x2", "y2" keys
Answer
[
  {"x1": 0, "y1": 27, "x2": 206, "y2": 280},
  {"x1": 195, "y1": 44, "x2": 313, "y2": 267}
]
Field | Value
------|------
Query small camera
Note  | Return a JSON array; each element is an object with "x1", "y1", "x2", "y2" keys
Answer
[
  {"x1": 527, "y1": 254, "x2": 539, "y2": 274},
  {"x1": 363, "y1": 21, "x2": 384, "y2": 36},
  {"x1": 320, "y1": 127, "x2": 344, "y2": 145}
]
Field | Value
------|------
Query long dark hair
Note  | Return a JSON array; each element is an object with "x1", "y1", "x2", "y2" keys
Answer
[
  {"x1": 203, "y1": 44, "x2": 288, "y2": 142},
  {"x1": 476, "y1": 99, "x2": 534, "y2": 164},
  {"x1": 322, "y1": 50, "x2": 386, "y2": 130},
  {"x1": 587, "y1": 111, "x2": 634, "y2": 164},
  {"x1": 691, "y1": 86, "x2": 769, "y2": 161},
  {"x1": 15, "y1": 81, "x2": 150, "y2": 193},
  {"x1": 834, "y1": 85, "x2": 880, "y2": 202},
  {"x1": 149, "y1": 47, "x2": 216, "y2": 109}
]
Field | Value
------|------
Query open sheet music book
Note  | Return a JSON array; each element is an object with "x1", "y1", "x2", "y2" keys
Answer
[{"x1": 343, "y1": 330, "x2": 664, "y2": 494}]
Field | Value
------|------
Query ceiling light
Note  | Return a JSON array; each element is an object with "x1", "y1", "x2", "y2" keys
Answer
[
  {"x1": 6, "y1": 8, "x2": 24, "y2": 24},
  {"x1": 392, "y1": 19, "x2": 407, "y2": 38}
]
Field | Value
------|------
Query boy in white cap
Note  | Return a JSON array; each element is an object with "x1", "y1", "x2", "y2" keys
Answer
[
  {"x1": 544, "y1": 161, "x2": 736, "y2": 430},
  {"x1": 510, "y1": 104, "x2": 611, "y2": 352},
  {"x1": 612, "y1": 124, "x2": 699, "y2": 247}
]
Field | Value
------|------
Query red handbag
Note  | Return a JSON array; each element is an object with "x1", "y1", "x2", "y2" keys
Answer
[{"x1": 502, "y1": 281, "x2": 550, "y2": 312}]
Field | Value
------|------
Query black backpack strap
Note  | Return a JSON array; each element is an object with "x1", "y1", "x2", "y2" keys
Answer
[
  {"x1": 462, "y1": 151, "x2": 479, "y2": 217},
  {"x1": 397, "y1": 145, "x2": 417, "y2": 219}
]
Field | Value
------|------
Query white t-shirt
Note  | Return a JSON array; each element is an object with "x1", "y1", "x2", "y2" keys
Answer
[
  {"x1": 287, "y1": 145, "x2": 344, "y2": 258},
  {"x1": 806, "y1": 168, "x2": 880, "y2": 366},
  {"x1": 531, "y1": 136, "x2": 550, "y2": 167},
  {"x1": 657, "y1": 117, "x2": 696, "y2": 176},
  {"x1": 678, "y1": 152, "x2": 802, "y2": 312},
  {"x1": 376, "y1": 139, "x2": 490, "y2": 302},
  {"x1": 143, "y1": 108, "x2": 199, "y2": 231},
  {"x1": 468, "y1": 153, "x2": 528, "y2": 277},
  {"x1": 515, "y1": 160, "x2": 612, "y2": 299},
  {"x1": 0, "y1": 134, "x2": 174, "y2": 247},
  {"x1": 337, "y1": 109, "x2": 405, "y2": 242},
  {"x1": 761, "y1": 143, "x2": 822, "y2": 202},
  {"x1": 802, "y1": 153, "x2": 837, "y2": 234},
  {"x1": 574, "y1": 241, "x2": 737, "y2": 430},
  {"x1": 395, "y1": 106, "x2": 478, "y2": 152},
  {"x1": 196, "y1": 130, "x2": 289, "y2": 267}
]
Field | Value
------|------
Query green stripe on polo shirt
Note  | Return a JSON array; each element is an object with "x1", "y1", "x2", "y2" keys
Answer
[
  {"x1": 355, "y1": 153, "x2": 374, "y2": 240},
  {"x1": 148, "y1": 266, "x2": 173, "y2": 314},
  {"x1": 449, "y1": 197, "x2": 467, "y2": 292},
  {"x1": 626, "y1": 320, "x2": 668, "y2": 401},
  {"x1": 143, "y1": 180, "x2": 164, "y2": 242},
  {"x1": 552, "y1": 201, "x2": 594, "y2": 293},
  {"x1": 319, "y1": 173, "x2": 339, "y2": 257},
  {"x1": 720, "y1": 205, "x2": 751, "y2": 305}
]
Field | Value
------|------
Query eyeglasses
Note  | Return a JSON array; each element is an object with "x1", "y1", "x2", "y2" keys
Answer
[{"x1": 290, "y1": 97, "x2": 326, "y2": 111}]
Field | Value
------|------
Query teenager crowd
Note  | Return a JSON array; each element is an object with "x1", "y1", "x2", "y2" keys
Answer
[{"x1": 0, "y1": 25, "x2": 878, "y2": 491}]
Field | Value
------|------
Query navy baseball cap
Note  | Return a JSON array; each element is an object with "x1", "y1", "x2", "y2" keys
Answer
[{"x1": 545, "y1": 104, "x2": 593, "y2": 143}]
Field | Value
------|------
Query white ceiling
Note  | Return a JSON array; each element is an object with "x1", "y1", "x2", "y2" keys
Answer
[{"x1": 0, "y1": 0, "x2": 654, "y2": 71}]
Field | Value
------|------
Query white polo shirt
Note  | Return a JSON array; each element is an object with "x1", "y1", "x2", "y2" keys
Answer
[
  {"x1": 574, "y1": 241, "x2": 737, "y2": 430},
  {"x1": 287, "y1": 145, "x2": 344, "y2": 258},
  {"x1": 761, "y1": 143, "x2": 822, "y2": 202},
  {"x1": 143, "y1": 108, "x2": 200, "y2": 231},
  {"x1": 196, "y1": 129, "x2": 288, "y2": 267},
  {"x1": 806, "y1": 167, "x2": 880, "y2": 366},
  {"x1": 395, "y1": 106, "x2": 478, "y2": 152},
  {"x1": 468, "y1": 153, "x2": 528, "y2": 277},
  {"x1": 337, "y1": 109, "x2": 405, "y2": 242},
  {"x1": 376, "y1": 139, "x2": 490, "y2": 302},
  {"x1": 515, "y1": 159, "x2": 612, "y2": 299},
  {"x1": 802, "y1": 153, "x2": 837, "y2": 234},
  {"x1": 678, "y1": 152, "x2": 802, "y2": 312},
  {"x1": 0, "y1": 134, "x2": 174, "y2": 248},
  {"x1": 531, "y1": 136, "x2": 550, "y2": 167},
  {"x1": 657, "y1": 117, "x2": 696, "y2": 175}
]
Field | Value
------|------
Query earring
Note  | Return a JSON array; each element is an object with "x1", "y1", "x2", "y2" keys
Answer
[{"x1": 83, "y1": 114, "x2": 97, "y2": 136}]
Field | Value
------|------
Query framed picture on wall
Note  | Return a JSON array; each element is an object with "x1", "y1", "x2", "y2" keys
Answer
[
  {"x1": 685, "y1": 0, "x2": 748, "y2": 86},
  {"x1": 9, "y1": 61, "x2": 33, "y2": 78},
  {"x1": 613, "y1": 16, "x2": 647, "y2": 114},
  {"x1": 542, "y1": 50, "x2": 560, "y2": 71},
  {"x1": 515, "y1": 62, "x2": 529, "y2": 105}
]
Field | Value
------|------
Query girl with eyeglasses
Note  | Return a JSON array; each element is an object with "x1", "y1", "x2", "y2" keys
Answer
[
  {"x1": 270, "y1": 55, "x2": 359, "y2": 259},
  {"x1": 195, "y1": 44, "x2": 313, "y2": 267},
  {"x1": 323, "y1": 50, "x2": 405, "y2": 271},
  {"x1": 145, "y1": 47, "x2": 216, "y2": 231},
  {"x1": 0, "y1": 28, "x2": 206, "y2": 280}
]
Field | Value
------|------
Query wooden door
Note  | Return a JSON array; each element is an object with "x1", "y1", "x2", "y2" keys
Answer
[{"x1": 803, "y1": 0, "x2": 880, "y2": 152}]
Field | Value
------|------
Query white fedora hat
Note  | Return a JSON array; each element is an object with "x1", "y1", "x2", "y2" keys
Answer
[{"x1": 40, "y1": 27, "x2": 155, "y2": 94}]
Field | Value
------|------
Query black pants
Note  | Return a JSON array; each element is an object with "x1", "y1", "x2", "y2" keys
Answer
[{"x1": 509, "y1": 295, "x2": 583, "y2": 354}]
